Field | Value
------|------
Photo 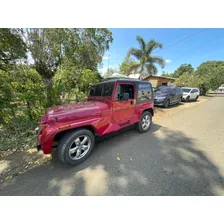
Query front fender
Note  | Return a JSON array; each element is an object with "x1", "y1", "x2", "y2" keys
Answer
[{"x1": 39, "y1": 117, "x2": 109, "y2": 154}]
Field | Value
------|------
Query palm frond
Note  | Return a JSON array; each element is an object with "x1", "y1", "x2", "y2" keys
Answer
[
  {"x1": 146, "y1": 63, "x2": 158, "y2": 75},
  {"x1": 136, "y1": 36, "x2": 146, "y2": 52},
  {"x1": 147, "y1": 56, "x2": 165, "y2": 68},
  {"x1": 146, "y1": 39, "x2": 163, "y2": 56},
  {"x1": 127, "y1": 48, "x2": 143, "y2": 60},
  {"x1": 129, "y1": 63, "x2": 141, "y2": 74}
]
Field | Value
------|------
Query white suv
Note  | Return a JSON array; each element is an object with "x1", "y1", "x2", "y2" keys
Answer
[{"x1": 181, "y1": 87, "x2": 200, "y2": 101}]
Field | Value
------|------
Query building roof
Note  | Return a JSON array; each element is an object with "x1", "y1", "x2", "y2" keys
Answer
[{"x1": 143, "y1": 75, "x2": 176, "y2": 81}]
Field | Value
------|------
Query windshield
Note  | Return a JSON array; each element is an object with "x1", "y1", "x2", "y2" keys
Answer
[
  {"x1": 182, "y1": 88, "x2": 191, "y2": 93},
  {"x1": 89, "y1": 82, "x2": 114, "y2": 97}
]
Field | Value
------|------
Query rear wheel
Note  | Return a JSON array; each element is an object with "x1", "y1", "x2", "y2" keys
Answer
[
  {"x1": 136, "y1": 111, "x2": 152, "y2": 133},
  {"x1": 177, "y1": 97, "x2": 182, "y2": 104},
  {"x1": 57, "y1": 129, "x2": 95, "y2": 165},
  {"x1": 186, "y1": 96, "x2": 190, "y2": 102},
  {"x1": 195, "y1": 95, "x2": 199, "y2": 101}
]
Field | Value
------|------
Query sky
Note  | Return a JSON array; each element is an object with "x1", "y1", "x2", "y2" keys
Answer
[{"x1": 99, "y1": 28, "x2": 224, "y2": 75}]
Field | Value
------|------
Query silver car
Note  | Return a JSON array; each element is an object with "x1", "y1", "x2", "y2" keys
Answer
[{"x1": 181, "y1": 87, "x2": 200, "y2": 101}]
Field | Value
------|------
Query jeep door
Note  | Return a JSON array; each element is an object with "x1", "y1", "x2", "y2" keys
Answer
[{"x1": 112, "y1": 83, "x2": 136, "y2": 124}]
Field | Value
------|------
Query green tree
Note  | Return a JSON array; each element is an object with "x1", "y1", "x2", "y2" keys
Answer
[
  {"x1": 195, "y1": 61, "x2": 224, "y2": 95},
  {"x1": 172, "y1": 64, "x2": 194, "y2": 78},
  {"x1": 119, "y1": 56, "x2": 138, "y2": 75},
  {"x1": 0, "y1": 70, "x2": 15, "y2": 124},
  {"x1": 0, "y1": 28, "x2": 27, "y2": 71},
  {"x1": 127, "y1": 36, "x2": 165, "y2": 79},
  {"x1": 19, "y1": 28, "x2": 113, "y2": 106},
  {"x1": 174, "y1": 72, "x2": 199, "y2": 87},
  {"x1": 54, "y1": 67, "x2": 102, "y2": 103},
  {"x1": 10, "y1": 65, "x2": 45, "y2": 120}
]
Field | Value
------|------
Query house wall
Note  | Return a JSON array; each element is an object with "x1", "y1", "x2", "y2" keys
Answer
[{"x1": 144, "y1": 77, "x2": 173, "y2": 88}]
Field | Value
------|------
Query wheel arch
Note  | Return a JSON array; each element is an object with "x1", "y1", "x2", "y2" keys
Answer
[
  {"x1": 142, "y1": 107, "x2": 154, "y2": 117},
  {"x1": 53, "y1": 125, "x2": 98, "y2": 144}
]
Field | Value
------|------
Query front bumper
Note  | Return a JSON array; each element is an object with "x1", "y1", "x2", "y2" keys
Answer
[
  {"x1": 35, "y1": 125, "x2": 57, "y2": 154},
  {"x1": 182, "y1": 95, "x2": 189, "y2": 100},
  {"x1": 154, "y1": 98, "x2": 166, "y2": 106}
]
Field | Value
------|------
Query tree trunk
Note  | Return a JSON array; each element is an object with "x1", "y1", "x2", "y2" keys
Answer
[{"x1": 42, "y1": 77, "x2": 53, "y2": 107}]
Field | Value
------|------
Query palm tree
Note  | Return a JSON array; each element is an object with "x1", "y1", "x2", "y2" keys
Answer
[{"x1": 128, "y1": 36, "x2": 165, "y2": 79}]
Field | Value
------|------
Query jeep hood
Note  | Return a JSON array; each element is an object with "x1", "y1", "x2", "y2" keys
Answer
[{"x1": 41, "y1": 101, "x2": 110, "y2": 124}]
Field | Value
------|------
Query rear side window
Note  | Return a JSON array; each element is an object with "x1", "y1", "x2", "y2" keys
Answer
[
  {"x1": 139, "y1": 83, "x2": 151, "y2": 91},
  {"x1": 138, "y1": 82, "x2": 153, "y2": 100},
  {"x1": 194, "y1": 89, "x2": 199, "y2": 93}
]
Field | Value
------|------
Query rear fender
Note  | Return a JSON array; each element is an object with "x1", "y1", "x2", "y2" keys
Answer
[{"x1": 136, "y1": 103, "x2": 154, "y2": 120}]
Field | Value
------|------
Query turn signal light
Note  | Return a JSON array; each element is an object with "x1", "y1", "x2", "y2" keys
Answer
[{"x1": 59, "y1": 124, "x2": 70, "y2": 129}]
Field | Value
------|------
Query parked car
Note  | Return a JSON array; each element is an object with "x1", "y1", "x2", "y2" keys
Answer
[
  {"x1": 154, "y1": 86, "x2": 183, "y2": 108},
  {"x1": 36, "y1": 79, "x2": 154, "y2": 165},
  {"x1": 181, "y1": 87, "x2": 200, "y2": 102}
]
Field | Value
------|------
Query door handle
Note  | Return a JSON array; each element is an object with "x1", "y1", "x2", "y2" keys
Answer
[{"x1": 130, "y1": 100, "x2": 134, "y2": 105}]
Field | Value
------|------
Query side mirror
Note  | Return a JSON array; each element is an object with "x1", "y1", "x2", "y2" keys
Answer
[{"x1": 123, "y1": 93, "x2": 129, "y2": 101}]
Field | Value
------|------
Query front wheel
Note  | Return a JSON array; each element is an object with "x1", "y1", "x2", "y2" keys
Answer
[
  {"x1": 57, "y1": 129, "x2": 95, "y2": 165},
  {"x1": 164, "y1": 99, "x2": 170, "y2": 108},
  {"x1": 136, "y1": 111, "x2": 152, "y2": 133}
]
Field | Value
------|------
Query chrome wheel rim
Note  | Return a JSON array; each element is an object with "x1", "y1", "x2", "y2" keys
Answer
[
  {"x1": 68, "y1": 135, "x2": 91, "y2": 160},
  {"x1": 142, "y1": 115, "x2": 151, "y2": 130}
]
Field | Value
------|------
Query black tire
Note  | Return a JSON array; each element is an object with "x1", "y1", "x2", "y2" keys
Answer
[
  {"x1": 177, "y1": 97, "x2": 181, "y2": 104},
  {"x1": 186, "y1": 96, "x2": 190, "y2": 102},
  {"x1": 136, "y1": 111, "x2": 152, "y2": 133},
  {"x1": 164, "y1": 99, "x2": 170, "y2": 108},
  {"x1": 195, "y1": 95, "x2": 199, "y2": 101},
  {"x1": 57, "y1": 128, "x2": 95, "y2": 165}
]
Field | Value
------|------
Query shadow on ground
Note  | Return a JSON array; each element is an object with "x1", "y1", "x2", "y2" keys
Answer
[{"x1": 1, "y1": 121, "x2": 223, "y2": 196}]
